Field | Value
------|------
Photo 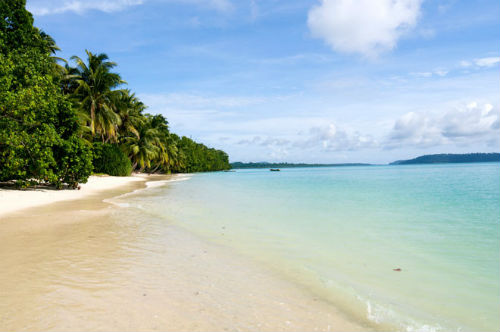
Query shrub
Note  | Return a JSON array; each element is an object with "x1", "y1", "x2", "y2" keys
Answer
[
  {"x1": 54, "y1": 136, "x2": 93, "y2": 188},
  {"x1": 92, "y1": 142, "x2": 132, "y2": 176}
]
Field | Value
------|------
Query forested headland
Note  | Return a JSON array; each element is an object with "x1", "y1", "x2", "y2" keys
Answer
[{"x1": 0, "y1": 0, "x2": 230, "y2": 189}]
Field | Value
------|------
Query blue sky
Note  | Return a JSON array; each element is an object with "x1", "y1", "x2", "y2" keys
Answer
[{"x1": 27, "y1": 0, "x2": 499, "y2": 163}]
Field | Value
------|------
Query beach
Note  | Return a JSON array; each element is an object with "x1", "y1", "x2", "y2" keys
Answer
[
  {"x1": 0, "y1": 175, "x2": 146, "y2": 217},
  {"x1": 1, "y1": 164, "x2": 498, "y2": 331},
  {"x1": 0, "y1": 174, "x2": 368, "y2": 331}
]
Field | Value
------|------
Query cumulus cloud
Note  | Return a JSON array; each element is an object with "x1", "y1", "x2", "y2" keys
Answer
[
  {"x1": 387, "y1": 112, "x2": 443, "y2": 148},
  {"x1": 307, "y1": 0, "x2": 422, "y2": 56},
  {"x1": 296, "y1": 123, "x2": 377, "y2": 151},
  {"x1": 386, "y1": 102, "x2": 500, "y2": 149},
  {"x1": 441, "y1": 103, "x2": 498, "y2": 139},
  {"x1": 236, "y1": 123, "x2": 376, "y2": 152}
]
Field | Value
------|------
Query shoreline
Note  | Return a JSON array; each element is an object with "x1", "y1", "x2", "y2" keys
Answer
[{"x1": 0, "y1": 174, "x2": 370, "y2": 331}]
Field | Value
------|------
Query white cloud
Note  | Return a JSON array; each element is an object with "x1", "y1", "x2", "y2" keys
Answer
[
  {"x1": 27, "y1": 0, "x2": 144, "y2": 15},
  {"x1": 386, "y1": 102, "x2": 500, "y2": 149},
  {"x1": 441, "y1": 102, "x2": 498, "y2": 139},
  {"x1": 307, "y1": 0, "x2": 422, "y2": 56},
  {"x1": 387, "y1": 111, "x2": 443, "y2": 148},
  {"x1": 410, "y1": 69, "x2": 448, "y2": 78},
  {"x1": 460, "y1": 57, "x2": 500, "y2": 68},
  {"x1": 296, "y1": 123, "x2": 377, "y2": 151},
  {"x1": 238, "y1": 136, "x2": 291, "y2": 147},
  {"x1": 140, "y1": 92, "x2": 267, "y2": 109},
  {"x1": 474, "y1": 57, "x2": 500, "y2": 67},
  {"x1": 434, "y1": 69, "x2": 448, "y2": 77},
  {"x1": 27, "y1": 0, "x2": 233, "y2": 15},
  {"x1": 459, "y1": 60, "x2": 471, "y2": 68},
  {"x1": 411, "y1": 72, "x2": 433, "y2": 78},
  {"x1": 209, "y1": 0, "x2": 233, "y2": 12},
  {"x1": 176, "y1": 0, "x2": 234, "y2": 12}
]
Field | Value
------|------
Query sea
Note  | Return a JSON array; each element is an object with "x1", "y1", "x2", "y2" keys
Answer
[{"x1": 120, "y1": 163, "x2": 500, "y2": 332}]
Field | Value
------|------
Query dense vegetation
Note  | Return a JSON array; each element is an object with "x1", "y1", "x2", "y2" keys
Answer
[
  {"x1": 390, "y1": 153, "x2": 500, "y2": 165},
  {"x1": 231, "y1": 162, "x2": 371, "y2": 169},
  {"x1": 92, "y1": 142, "x2": 132, "y2": 176},
  {"x1": 0, "y1": 1, "x2": 230, "y2": 188}
]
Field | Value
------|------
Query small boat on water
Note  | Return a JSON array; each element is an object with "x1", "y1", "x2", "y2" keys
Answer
[{"x1": 270, "y1": 168, "x2": 280, "y2": 171}]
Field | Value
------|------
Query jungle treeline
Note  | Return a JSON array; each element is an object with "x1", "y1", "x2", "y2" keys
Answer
[{"x1": 0, "y1": 0, "x2": 230, "y2": 188}]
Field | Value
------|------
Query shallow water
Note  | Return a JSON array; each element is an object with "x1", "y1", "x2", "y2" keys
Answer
[{"x1": 126, "y1": 164, "x2": 500, "y2": 332}]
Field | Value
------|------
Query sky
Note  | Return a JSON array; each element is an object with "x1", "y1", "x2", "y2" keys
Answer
[{"x1": 26, "y1": 0, "x2": 500, "y2": 163}]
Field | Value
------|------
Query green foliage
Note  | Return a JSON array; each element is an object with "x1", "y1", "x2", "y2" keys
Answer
[
  {"x1": 92, "y1": 142, "x2": 132, "y2": 176},
  {"x1": 0, "y1": 0, "x2": 93, "y2": 188},
  {"x1": 174, "y1": 135, "x2": 230, "y2": 173},
  {"x1": 55, "y1": 137, "x2": 93, "y2": 188},
  {"x1": 70, "y1": 50, "x2": 124, "y2": 142}
]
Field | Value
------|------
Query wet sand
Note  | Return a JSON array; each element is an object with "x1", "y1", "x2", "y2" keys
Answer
[{"x1": 0, "y1": 178, "x2": 369, "y2": 331}]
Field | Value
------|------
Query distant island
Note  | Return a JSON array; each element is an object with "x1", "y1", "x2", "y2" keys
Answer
[
  {"x1": 390, "y1": 153, "x2": 500, "y2": 165},
  {"x1": 231, "y1": 162, "x2": 371, "y2": 169},
  {"x1": 231, "y1": 153, "x2": 500, "y2": 169}
]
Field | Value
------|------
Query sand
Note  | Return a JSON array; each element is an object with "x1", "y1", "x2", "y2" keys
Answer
[
  {"x1": 0, "y1": 175, "x2": 145, "y2": 218},
  {"x1": 0, "y1": 175, "x2": 370, "y2": 331}
]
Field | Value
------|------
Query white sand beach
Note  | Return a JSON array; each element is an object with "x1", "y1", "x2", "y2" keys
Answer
[{"x1": 0, "y1": 175, "x2": 146, "y2": 218}]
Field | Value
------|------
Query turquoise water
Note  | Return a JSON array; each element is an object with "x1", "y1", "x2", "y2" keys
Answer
[{"x1": 128, "y1": 163, "x2": 500, "y2": 331}]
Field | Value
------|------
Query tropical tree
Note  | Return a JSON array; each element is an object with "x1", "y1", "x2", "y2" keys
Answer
[
  {"x1": 121, "y1": 118, "x2": 160, "y2": 171},
  {"x1": 71, "y1": 50, "x2": 124, "y2": 142},
  {"x1": 0, "y1": 0, "x2": 92, "y2": 188},
  {"x1": 116, "y1": 89, "x2": 145, "y2": 138}
]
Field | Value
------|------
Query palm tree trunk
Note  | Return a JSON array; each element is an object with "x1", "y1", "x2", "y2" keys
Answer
[{"x1": 90, "y1": 102, "x2": 96, "y2": 135}]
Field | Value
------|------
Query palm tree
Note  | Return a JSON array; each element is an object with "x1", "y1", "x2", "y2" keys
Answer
[
  {"x1": 146, "y1": 114, "x2": 180, "y2": 173},
  {"x1": 116, "y1": 89, "x2": 145, "y2": 139},
  {"x1": 39, "y1": 30, "x2": 67, "y2": 77},
  {"x1": 159, "y1": 133, "x2": 179, "y2": 172},
  {"x1": 71, "y1": 50, "x2": 124, "y2": 142},
  {"x1": 60, "y1": 63, "x2": 80, "y2": 95},
  {"x1": 121, "y1": 122, "x2": 160, "y2": 171},
  {"x1": 39, "y1": 30, "x2": 60, "y2": 55},
  {"x1": 169, "y1": 133, "x2": 186, "y2": 172}
]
